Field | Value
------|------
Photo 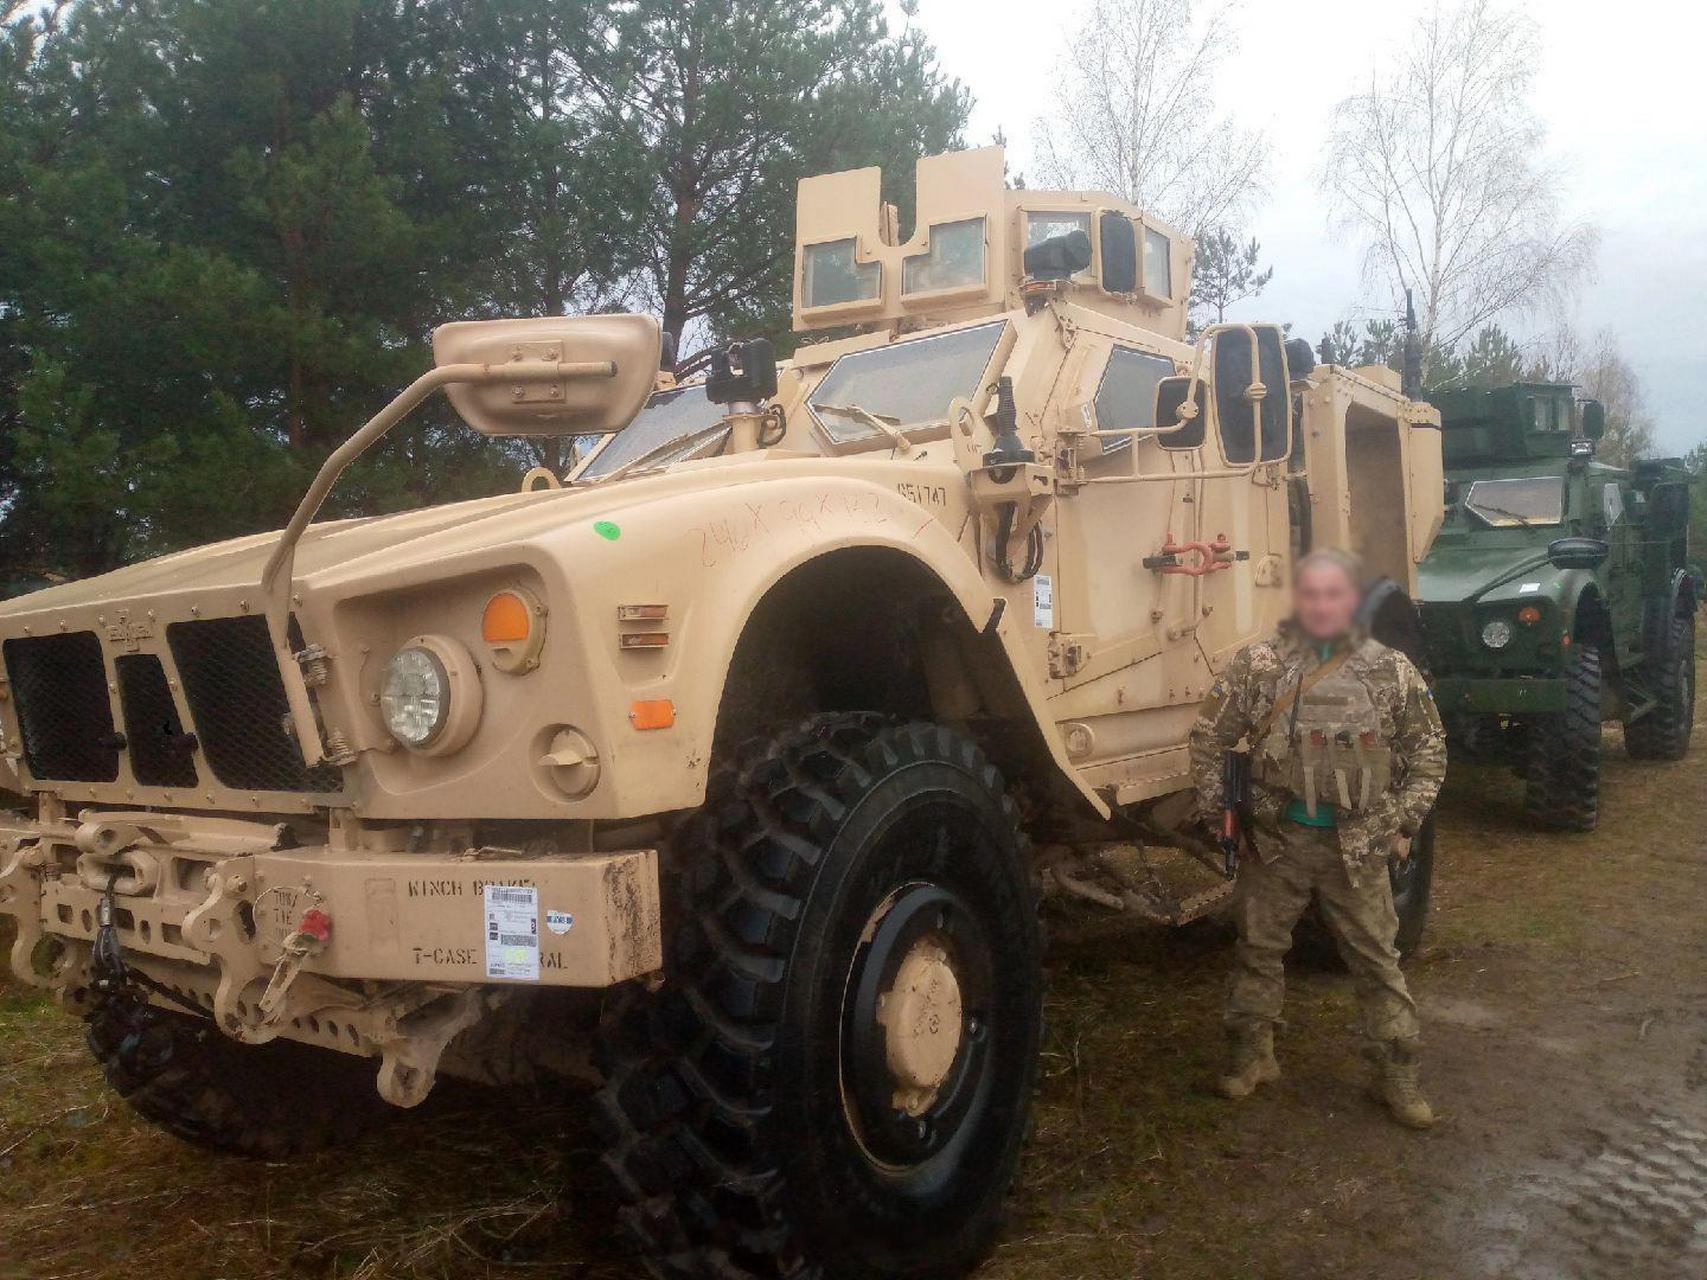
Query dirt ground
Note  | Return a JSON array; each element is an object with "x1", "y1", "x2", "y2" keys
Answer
[{"x1": 2, "y1": 664, "x2": 1703, "y2": 1280}]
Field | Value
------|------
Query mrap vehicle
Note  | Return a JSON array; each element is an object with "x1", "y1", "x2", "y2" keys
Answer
[
  {"x1": 0, "y1": 147, "x2": 1444, "y2": 1279},
  {"x1": 1417, "y1": 383, "x2": 1697, "y2": 831}
]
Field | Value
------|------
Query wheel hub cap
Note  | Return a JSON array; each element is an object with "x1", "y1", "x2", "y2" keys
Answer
[{"x1": 877, "y1": 936, "x2": 963, "y2": 1115}]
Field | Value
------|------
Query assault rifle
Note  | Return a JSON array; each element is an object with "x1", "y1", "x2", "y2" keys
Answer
[{"x1": 1219, "y1": 749, "x2": 1251, "y2": 879}]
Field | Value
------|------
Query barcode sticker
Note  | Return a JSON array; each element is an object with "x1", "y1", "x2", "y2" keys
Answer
[{"x1": 484, "y1": 883, "x2": 540, "y2": 980}]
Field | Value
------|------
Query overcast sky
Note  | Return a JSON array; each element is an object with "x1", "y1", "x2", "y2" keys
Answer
[{"x1": 899, "y1": 0, "x2": 1706, "y2": 455}]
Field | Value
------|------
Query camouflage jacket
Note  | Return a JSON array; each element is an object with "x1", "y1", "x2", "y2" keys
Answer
[{"x1": 1188, "y1": 627, "x2": 1446, "y2": 874}]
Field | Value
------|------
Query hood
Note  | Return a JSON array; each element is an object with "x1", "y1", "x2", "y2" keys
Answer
[
  {"x1": 0, "y1": 481, "x2": 671, "y2": 620},
  {"x1": 1416, "y1": 543, "x2": 1554, "y2": 606}
]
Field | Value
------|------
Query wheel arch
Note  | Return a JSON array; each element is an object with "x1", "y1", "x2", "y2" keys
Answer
[
  {"x1": 710, "y1": 542, "x2": 1108, "y2": 821},
  {"x1": 1358, "y1": 577, "x2": 1429, "y2": 672},
  {"x1": 1564, "y1": 578, "x2": 1614, "y2": 649}
]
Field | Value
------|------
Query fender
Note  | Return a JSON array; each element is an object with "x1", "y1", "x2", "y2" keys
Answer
[
  {"x1": 1644, "y1": 567, "x2": 1699, "y2": 659},
  {"x1": 545, "y1": 464, "x2": 1109, "y2": 820}
]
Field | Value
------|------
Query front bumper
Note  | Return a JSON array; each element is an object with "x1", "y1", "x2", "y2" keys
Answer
[
  {"x1": 0, "y1": 806, "x2": 661, "y2": 1102},
  {"x1": 1432, "y1": 674, "x2": 1566, "y2": 715}
]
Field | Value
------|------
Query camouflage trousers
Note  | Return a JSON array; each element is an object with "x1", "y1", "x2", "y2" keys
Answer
[{"x1": 1225, "y1": 821, "x2": 1420, "y2": 1045}]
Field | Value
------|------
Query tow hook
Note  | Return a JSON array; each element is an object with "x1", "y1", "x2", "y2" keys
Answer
[{"x1": 257, "y1": 908, "x2": 333, "y2": 1025}]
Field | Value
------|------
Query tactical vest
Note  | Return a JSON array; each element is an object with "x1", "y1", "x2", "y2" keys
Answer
[{"x1": 1252, "y1": 655, "x2": 1394, "y2": 817}]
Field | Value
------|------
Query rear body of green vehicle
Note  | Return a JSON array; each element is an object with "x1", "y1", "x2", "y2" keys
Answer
[{"x1": 1416, "y1": 383, "x2": 1699, "y2": 829}]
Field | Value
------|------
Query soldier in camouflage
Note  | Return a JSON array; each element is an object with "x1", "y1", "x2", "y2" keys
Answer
[{"x1": 1189, "y1": 549, "x2": 1447, "y2": 1129}]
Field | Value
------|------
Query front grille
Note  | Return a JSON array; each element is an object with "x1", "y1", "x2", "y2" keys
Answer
[
  {"x1": 115, "y1": 654, "x2": 198, "y2": 788},
  {"x1": 166, "y1": 616, "x2": 341, "y2": 793},
  {"x1": 3, "y1": 632, "x2": 120, "y2": 782}
]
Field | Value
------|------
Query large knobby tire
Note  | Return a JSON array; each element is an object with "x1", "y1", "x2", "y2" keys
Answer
[
  {"x1": 1624, "y1": 614, "x2": 1696, "y2": 761},
  {"x1": 593, "y1": 716, "x2": 1043, "y2": 1280},
  {"x1": 1523, "y1": 643, "x2": 1602, "y2": 831},
  {"x1": 86, "y1": 998, "x2": 395, "y2": 1158}
]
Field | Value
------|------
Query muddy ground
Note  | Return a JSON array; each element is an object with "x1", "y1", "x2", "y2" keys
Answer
[{"x1": 2, "y1": 665, "x2": 1703, "y2": 1280}]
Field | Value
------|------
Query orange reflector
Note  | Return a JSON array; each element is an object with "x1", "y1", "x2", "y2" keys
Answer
[
  {"x1": 619, "y1": 632, "x2": 670, "y2": 650},
  {"x1": 483, "y1": 591, "x2": 533, "y2": 644},
  {"x1": 616, "y1": 604, "x2": 669, "y2": 622},
  {"x1": 629, "y1": 699, "x2": 675, "y2": 730},
  {"x1": 1516, "y1": 605, "x2": 1542, "y2": 625}
]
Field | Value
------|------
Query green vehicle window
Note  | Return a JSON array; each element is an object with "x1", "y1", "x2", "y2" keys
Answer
[{"x1": 1464, "y1": 477, "x2": 1565, "y2": 527}]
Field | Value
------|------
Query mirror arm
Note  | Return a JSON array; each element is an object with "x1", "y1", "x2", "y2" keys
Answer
[{"x1": 260, "y1": 357, "x2": 615, "y2": 765}]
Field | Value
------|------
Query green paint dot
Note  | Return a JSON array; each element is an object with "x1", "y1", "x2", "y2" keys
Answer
[{"x1": 594, "y1": 520, "x2": 622, "y2": 541}]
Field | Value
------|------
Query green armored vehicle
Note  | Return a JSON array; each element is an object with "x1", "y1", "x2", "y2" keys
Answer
[{"x1": 1416, "y1": 383, "x2": 1698, "y2": 829}]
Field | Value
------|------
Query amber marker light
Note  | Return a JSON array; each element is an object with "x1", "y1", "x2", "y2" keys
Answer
[
  {"x1": 1516, "y1": 605, "x2": 1543, "y2": 625},
  {"x1": 619, "y1": 632, "x2": 670, "y2": 650},
  {"x1": 482, "y1": 587, "x2": 546, "y2": 673},
  {"x1": 629, "y1": 699, "x2": 676, "y2": 730}
]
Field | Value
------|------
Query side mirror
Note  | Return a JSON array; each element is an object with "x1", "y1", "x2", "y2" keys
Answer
[
  {"x1": 1581, "y1": 399, "x2": 1606, "y2": 441},
  {"x1": 1153, "y1": 376, "x2": 1207, "y2": 450},
  {"x1": 1211, "y1": 324, "x2": 1291, "y2": 464},
  {"x1": 1547, "y1": 536, "x2": 1610, "y2": 570},
  {"x1": 433, "y1": 313, "x2": 662, "y2": 436}
]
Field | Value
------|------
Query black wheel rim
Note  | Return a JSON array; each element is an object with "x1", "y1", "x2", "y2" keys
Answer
[{"x1": 838, "y1": 872, "x2": 997, "y2": 1173}]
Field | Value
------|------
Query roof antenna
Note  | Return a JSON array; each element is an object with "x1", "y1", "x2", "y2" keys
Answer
[{"x1": 1401, "y1": 288, "x2": 1423, "y2": 400}]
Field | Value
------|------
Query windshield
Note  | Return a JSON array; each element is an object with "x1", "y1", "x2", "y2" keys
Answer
[
  {"x1": 580, "y1": 384, "x2": 726, "y2": 480},
  {"x1": 808, "y1": 322, "x2": 1006, "y2": 446},
  {"x1": 1465, "y1": 477, "x2": 1565, "y2": 528}
]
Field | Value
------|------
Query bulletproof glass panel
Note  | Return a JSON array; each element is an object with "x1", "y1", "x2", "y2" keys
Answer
[{"x1": 1099, "y1": 212, "x2": 1138, "y2": 293}]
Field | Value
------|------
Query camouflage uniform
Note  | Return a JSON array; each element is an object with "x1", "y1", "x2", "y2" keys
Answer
[{"x1": 1188, "y1": 626, "x2": 1446, "y2": 1047}]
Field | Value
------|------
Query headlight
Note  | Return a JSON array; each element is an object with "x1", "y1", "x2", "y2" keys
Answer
[
  {"x1": 379, "y1": 636, "x2": 483, "y2": 754},
  {"x1": 1481, "y1": 620, "x2": 1513, "y2": 650},
  {"x1": 382, "y1": 646, "x2": 449, "y2": 746}
]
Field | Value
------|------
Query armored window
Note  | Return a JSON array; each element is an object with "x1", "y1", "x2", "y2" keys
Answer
[
  {"x1": 1094, "y1": 347, "x2": 1177, "y2": 455},
  {"x1": 808, "y1": 321, "x2": 1006, "y2": 447},
  {"x1": 1464, "y1": 477, "x2": 1565, "y2": 527},
  {"x1": 1602, "y1": 484, "x2": 1625, "y2": 527},
  {"x1": 1143, "y1": 227, "x2": 1172, "y2": 298},
  {"x1": 802, "y1": 238, "x2": 881, "y2": 309},
  {"x1": 1214, "y1": 326, "x2": 1289, "y2": 464},
  {"x1": 1026, "y1": 211, "x2": 1090, "y2": 249},
  {"x1": 580, "y1": 384, "x2": 727, "y2": 480},
  {"x1": 902, "y1": 218, "x2": 987, "y2": 296}
]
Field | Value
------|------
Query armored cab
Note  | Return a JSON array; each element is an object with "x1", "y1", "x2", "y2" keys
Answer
[
  {"x1": 0, "y1": 146, "x2": 1447, "y2": 1280},
  {"x1": 1417, "y1": 383, "x2": 1698, "y2": 830}
]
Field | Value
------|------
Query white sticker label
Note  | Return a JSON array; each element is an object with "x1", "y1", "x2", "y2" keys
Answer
[
  {"x1": 1519, "y1": 582, "x2": 1541, "y2": 594},
  {"x1": 484, "y1": 884, "x2": 539, "y2": 981},
  {"x1": 545, "y1": 909, "x2": 574, "y2": 935},
  {"x1": 1033, "y1": 574, "x2": 1054, "y2": 629}
]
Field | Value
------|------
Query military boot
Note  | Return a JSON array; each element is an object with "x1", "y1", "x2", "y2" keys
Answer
[
  {"x1": 1215, "y1": 1023, "x2": 1280, "y2": 1099},
  {"x1": 1369, "y1": 1038, "x2": 1434, "y2": 1129}
]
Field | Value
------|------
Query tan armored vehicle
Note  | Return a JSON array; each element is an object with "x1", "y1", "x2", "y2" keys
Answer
[{"x1": 0, "y1": 147, "x2": 1443, "y2": 1278}]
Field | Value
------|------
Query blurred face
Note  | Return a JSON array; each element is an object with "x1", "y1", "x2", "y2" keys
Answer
[{"x1": 1293, "y1": 561, "x2": 1360, "y2": 641}]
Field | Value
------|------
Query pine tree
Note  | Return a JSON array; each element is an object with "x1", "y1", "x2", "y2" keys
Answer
[{"x1": 1189, "y1": 228, "x2": 1272, "y2": 335}]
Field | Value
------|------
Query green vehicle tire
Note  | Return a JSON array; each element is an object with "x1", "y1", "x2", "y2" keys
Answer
[
  {"x1": 1624, "y1": 615, "x2": 1696, "y2": 761},
  {"x1": 1523, "y1": 644, "x2": 1601, "y2": 831},
  {"x1": 1388, "y1": 811, "x2": 1436, "y2": 959}
]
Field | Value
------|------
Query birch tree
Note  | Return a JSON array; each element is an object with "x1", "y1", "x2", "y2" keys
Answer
[
  {"x1": 1322, "y1": 0, "x2": 1595, "y2": 369},
  {"x1": 1033, "y1": 0, "x2": 1266, "y2": 240}
]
